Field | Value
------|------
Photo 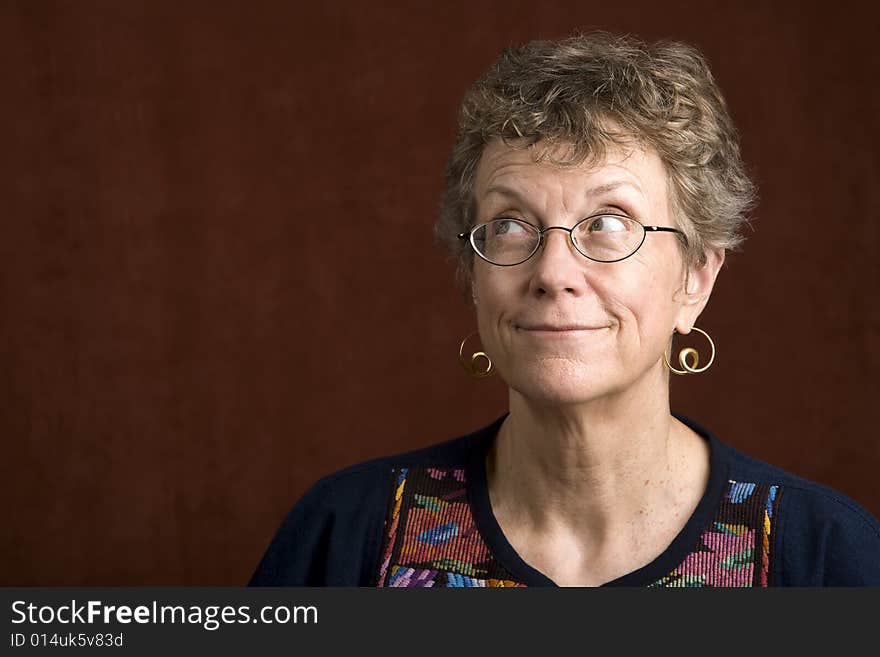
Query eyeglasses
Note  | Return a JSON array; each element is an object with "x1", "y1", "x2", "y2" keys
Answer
[{"x1": 457, "y1": 214, "x2": 688, "y2": 266}]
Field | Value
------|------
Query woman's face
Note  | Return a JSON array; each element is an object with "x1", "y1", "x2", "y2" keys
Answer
[{"x1": 470, "y1": 138, "x2": 722, "y2": 405}]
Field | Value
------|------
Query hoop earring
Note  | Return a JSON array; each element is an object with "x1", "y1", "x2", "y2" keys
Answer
[
  {"x1": 664, "y1": 326, "x2": 716, "y2": 375},
  {"x1": 458, "y1": 331, "x2": 493, "y2": 378}
]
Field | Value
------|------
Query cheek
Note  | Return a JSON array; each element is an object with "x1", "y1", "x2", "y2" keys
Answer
[
  {"x1": 472, "y1": 268, "x2": 510, "y2": 350},
  {"x1": 600, "y1": 266, "x2": 680, "y2": 344},
  {"x1": 473, "y1": 265, "x2": 516, "y2": 317},
  {"x1": 629, "y1": 286, "x2": 681, "y2": 349}
]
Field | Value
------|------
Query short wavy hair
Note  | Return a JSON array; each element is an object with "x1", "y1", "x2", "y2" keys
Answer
[{"x1": 435, "y1": 32, "x2": 756, "y2": 300}]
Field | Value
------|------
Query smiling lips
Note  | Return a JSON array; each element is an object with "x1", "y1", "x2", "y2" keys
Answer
[{"x1": 516, "y1": 323, "x2": 610, "y2": 334}]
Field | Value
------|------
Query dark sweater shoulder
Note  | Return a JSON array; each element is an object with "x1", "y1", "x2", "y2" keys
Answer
[
  {"x1": 722, "y1": 438, "x2": 879, "y2": 530},
  {"x1": 248, "y1": 423, "x2": 489, "y2": 586},
  {"x1": 321, "y1": 427, "x2": 478, "y2": 484},
  {"x1": 716, "y1": 439, "x2": 880, "y2": 586},
  {"x1": 293, "y1": 426, "x2": 481, "y2": 507}
]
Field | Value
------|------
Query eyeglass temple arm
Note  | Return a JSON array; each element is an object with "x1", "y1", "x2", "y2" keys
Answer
[{"x1": 645, "y1": 225, "x2": 689, "y2": 246}]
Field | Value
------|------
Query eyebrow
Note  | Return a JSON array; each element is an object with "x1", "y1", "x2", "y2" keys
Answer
[{"x1": 483, "y1": 180, "x2": 643, "y2": 201}]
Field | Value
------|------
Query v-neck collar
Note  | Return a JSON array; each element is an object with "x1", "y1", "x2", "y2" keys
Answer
[{"x1": 464, "y1": 412, "x2": 731, "y2": 587}]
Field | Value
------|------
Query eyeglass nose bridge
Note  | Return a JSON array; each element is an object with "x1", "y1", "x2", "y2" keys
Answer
[{"x1": 533, "y1": 224, "x2": 583, "y2": 259}]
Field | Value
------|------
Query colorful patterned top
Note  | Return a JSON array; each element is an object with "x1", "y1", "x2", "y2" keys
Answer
[{"x1": 250, "y1": 414, "x2": 880, "y2": 587}]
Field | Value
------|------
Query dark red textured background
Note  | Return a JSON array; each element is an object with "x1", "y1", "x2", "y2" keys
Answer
[{"x1": 2, "y1": 1, "x2": 878, "y2": 585}]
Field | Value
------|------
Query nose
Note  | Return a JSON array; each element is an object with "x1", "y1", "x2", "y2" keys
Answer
[{"x1": 528, "y1": 226, "x2": 588, "y2": 298}]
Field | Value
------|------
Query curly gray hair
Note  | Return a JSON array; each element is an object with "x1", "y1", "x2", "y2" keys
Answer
[{"x1": 435, "y1": 32, "x2": 756, "y2": 300}]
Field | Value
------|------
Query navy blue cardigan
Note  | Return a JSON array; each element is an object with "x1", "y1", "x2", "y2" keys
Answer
[{"x1": 249, "y1": 414, "x2": 880, "y2": 587}]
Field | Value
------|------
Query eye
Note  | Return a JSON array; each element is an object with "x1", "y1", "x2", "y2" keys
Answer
[
  {"x1": 586, "y1": 215, "x2": 629, "y2": 232},
  {"x1": 493, "y1": 218, "x2": 528, "y2": 235}
]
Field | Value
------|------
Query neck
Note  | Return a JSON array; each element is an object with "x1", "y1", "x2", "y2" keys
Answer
[{"x1": 488, "y1": 363, "x2": 708, "y2": 544}]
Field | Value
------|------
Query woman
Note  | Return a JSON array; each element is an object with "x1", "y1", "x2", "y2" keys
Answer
[{"x1": 250, "y1": 33, "x2": 880, "y2": 586}]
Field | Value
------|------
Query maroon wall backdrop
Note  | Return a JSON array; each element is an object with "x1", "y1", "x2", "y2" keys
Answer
[{"x1": 2, "y1": 1, "x2": 878, "y2": 584}]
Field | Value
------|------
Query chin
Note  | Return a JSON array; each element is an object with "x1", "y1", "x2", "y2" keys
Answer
[{"x1": 500, "y1": 358, "x2": 617, "y2": 406}]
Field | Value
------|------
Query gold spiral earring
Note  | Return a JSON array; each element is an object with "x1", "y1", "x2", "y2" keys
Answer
[
  {"x1": 458, "y1": 331, "x2": 494, "y2": 378},
  {"x1": 664, "y1": 326, "x2": 716, "y2": 375}
]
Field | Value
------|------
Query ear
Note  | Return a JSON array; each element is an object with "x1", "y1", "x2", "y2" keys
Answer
[{"x1": 673, "y1": 248, "x2": 725, "y2": 334}]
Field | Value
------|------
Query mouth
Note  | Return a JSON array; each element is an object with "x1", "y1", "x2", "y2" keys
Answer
[{"x1": 515, "y1": 323, "x2": 611, "y2": 336}]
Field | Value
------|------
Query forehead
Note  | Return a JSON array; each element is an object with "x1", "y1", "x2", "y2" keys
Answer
[{"x1": 473, "y1": 138, "x2": 670, "y2": 204}]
